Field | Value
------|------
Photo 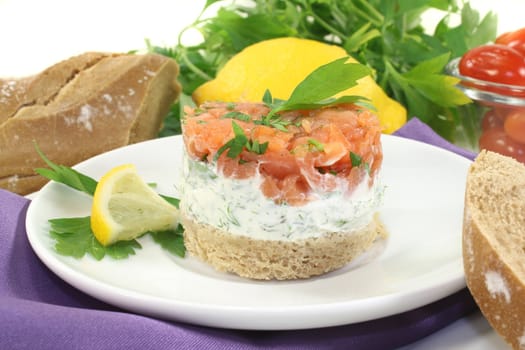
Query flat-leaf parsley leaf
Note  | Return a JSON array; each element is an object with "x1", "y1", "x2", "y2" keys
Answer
[
  {"x1": 49, "y1": 217, "x2": 141, "y2": 260},
  {"x1": 34, "y1": 142, "x2": 97, "y2": 196},
  {"x1": 263, "y1": 57, "x2": 371, "y2": 121}
]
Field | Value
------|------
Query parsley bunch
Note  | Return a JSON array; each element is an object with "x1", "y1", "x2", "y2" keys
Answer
[{"x1": 148, "y1": 0, "x2": 497, "y2": 145}]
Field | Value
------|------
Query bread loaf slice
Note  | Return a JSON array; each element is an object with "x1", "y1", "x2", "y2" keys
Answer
[
  {"x1": 0, "y1": 52, "x2": 180, "y2": 195},
  {"x1": 463, "y1": 150, "x2": 525, "y2": 350}
]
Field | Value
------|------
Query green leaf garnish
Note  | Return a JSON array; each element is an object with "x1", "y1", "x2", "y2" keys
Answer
[
  {"x1": 34, "y1": 142, "x2": 98, "y2": 196},
  {"x1": 308, "y1": 139, "x2": 324, "y2": 152},
  {"x1": 49, "y1": 217, "x2": 141, "y2": 260},
  {"x1": 252, "y1": 112, "x2": 292, "y2": 132},
  {"x1": 350, "y1": 152, "x2": 363, "y2": 167},
  {"x1": 246, "y1": 139, "x2": 269, "y2": 154},
  {"x1": 400, "y1": 53, "x2": 471, "y2": 108},
  {"x1": 214, "y1": 121, "x2": 249, "y2": 160},
  {"x1": 282, "y1": 57, "x2": 370, "y2": 109},
  {"x1": 160, "y1": 195, "x2": 180, "y2": 208},
  {"x1": 350, "y1": 151, "x2": 370, "y2": 173},
  {"x1": 49, "y1": 217, "x2": 186, "y2": 260},
  {"x1": 104, "y1": 240, "x2": 143, "y2": 259},
  {"x1": 262, "y1": 57, "x2": 371, "y2": 122},
  {"x1": 268, "y1": 119, "x2": 292, "y2": 132},
  {"x1": 215, "y1": 121, "x2": 268, "y2": 160},
  {"x1": 262, "y1": 89, "x2": 273, "y2": 105},
  {"x1": 150, "y1": 224, "x2": 186, "y2": 258},
  {"x1": 221, "y1": 111, "x2": 252, "y2": 122}
]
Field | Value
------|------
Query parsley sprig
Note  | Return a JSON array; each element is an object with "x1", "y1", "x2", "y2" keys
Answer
[
  {"x1": 214, "y1": 121, "x2": 269, "y2": 161},
  {"x1": 350, "y1": 151, "x2": 370, "y2": 174},
  {"x1": 308, "y1": 139, "x2": 324, "y2": 152},
  {"x1": 49, "y1": 217, "x2": 142, "y2": 260},
  {"x1": 261, "y1": 57, "x2": 371, "y2": 122},
  {"x1": 34, "y1": 142, "x2": 97, "y2": 196},
  {"x1": 215, "y1": 57, "x2": 371, "y2": 161},
  {"x1": 221, "y1": 111, "x2": 252, "y2": 122},
  {"x1": 35, "y1": 145, "x2": 185, "y2": 260}
]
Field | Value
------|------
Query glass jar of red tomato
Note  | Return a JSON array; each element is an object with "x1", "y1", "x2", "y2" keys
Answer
[{"x1": 447, "y1": 27, "x2": 525, "y2": 163}]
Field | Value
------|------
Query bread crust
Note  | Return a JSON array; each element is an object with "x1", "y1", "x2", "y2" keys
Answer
[
  {"x1": 0, "y1": 52, "x2": 109, "y2": 125},
  {"x1": 0, "y1": 52, "x2": 181, "y2": 195},
  {"x1": 463, "y1": 150, "x2": 525, "y2": 350},
  {"x1": 182, "y1": 212, "x2": 387, "y2": 280},
  {"x1": 0, "y1": 174, "x2": 47, "y2": 196}
]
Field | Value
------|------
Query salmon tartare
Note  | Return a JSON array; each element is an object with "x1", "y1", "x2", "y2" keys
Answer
[{"x1": 179, "y1": 101, "x2": 387, "y2": 280}]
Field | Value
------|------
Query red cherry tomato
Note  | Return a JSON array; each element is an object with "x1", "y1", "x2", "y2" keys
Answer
[
  {"x1": 481, "y1": 110, "x2": 504, "y2": 131},
  {"x1": 479, "y1": 127, "x2": 525, "y2": 162},
  {"x1": 459, "y1": 44, "x2": 525, "y2": 86},
  {"x1": 496, "y1": 27, "x2": 525, "y2": 56},
  {"x1": 503, "y1": 110, "x2": 525, "y2": 143}
]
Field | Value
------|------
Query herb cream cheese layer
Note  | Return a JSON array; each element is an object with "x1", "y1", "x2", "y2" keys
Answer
[{"x1": 180, "y1": 151, "x2": 384, "y2": 241}]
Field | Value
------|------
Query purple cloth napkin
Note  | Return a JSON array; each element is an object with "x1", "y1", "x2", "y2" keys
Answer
[{"x1": 0, "y1": 118, "x2": 478, "y2": 350}]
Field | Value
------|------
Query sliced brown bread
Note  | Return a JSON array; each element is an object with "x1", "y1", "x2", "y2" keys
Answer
[
  {"x1": 182, "y1": 212, "x2": 387, "y2": 280},
  {"x1": 0, "y1": 52, "x2": 180, "y2": 195},
  {"x1": 463, "y1": 150, "x2": 525, "y2": 350}
]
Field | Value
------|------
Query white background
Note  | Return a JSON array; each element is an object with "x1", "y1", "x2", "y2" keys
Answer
[
  {"x1": 0, "y1": 0, "x2": 522, "y2": 349},
  {"x1": 0, "y1": 0, "x2": 522, "y2": 77}
]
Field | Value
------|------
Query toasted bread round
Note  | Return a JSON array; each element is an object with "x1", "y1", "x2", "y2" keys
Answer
[{"x1": 182, "y1": 212, "x2": 387, "y2": 280}]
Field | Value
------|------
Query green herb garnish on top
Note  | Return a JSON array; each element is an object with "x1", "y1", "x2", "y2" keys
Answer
[
  {"x1": 214, "y1": 121, "x2": 269, "y2": 161},
  {"x1": 261, "y1": 56, "x2": 372, "y2": 121},
  {"x1": 215, "y1": 57, "x2": 371, "y2": 161},
  {"x1": 350, "y1": 151, "x2": 370, "y2": 174}
]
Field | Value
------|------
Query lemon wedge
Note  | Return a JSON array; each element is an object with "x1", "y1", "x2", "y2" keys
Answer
[{"x1": 91, "y1": 164, "x2": 179, "y2": 246}]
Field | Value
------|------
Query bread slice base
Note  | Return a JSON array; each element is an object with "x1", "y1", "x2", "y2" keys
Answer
[
  {"x1": 182, "y1": 212, "x2": 387, "y2": 280},
  {"x1": 463, "y1": 150, "x2": 525, "y2": 350}
]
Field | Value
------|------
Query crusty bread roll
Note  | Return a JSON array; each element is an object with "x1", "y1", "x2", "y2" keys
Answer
[
  {"x1": 463, "y1": 150, "x2": 525, "y2": 350},
  {"x1": 0, "y1": 52, "x2": 180, "y2": 195}
]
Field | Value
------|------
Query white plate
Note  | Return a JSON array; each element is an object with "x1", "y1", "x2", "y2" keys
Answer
[{"x1": 25, "y1": 134, "x2": 471, "y2": 330}]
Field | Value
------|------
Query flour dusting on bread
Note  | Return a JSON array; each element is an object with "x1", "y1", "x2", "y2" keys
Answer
[{"x1": 485, "y1": 270, "x2": 511, "y2": 303}]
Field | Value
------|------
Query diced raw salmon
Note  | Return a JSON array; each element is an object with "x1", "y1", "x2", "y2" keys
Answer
[{"x1": 182, "y1": 102, "x2": 382, "y2": 205}]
